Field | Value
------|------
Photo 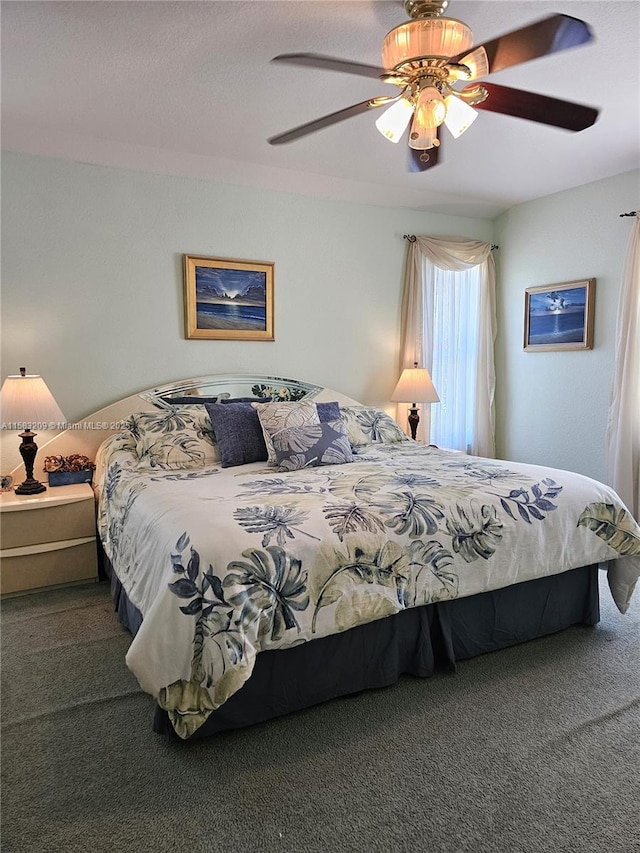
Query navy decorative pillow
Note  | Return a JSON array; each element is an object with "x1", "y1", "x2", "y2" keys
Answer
[
  {"x1": 165, "y1": 395, "x2": 271, "y2": 406},
  {"x1": 204, "y1": 402, "x2": 269, "y2": 468},
  {"x1": 315, "y1": 401, "x2": 341, "y2": 421},
  {"x1": 271, "y1": 419, "x2": 354, "y2": 471},
  {"x1": 220, "y1": 396, "x2": 272, "y2": 404},
  {"x1": 161, "y1": 396, "x2": 222, "y2": 406}
]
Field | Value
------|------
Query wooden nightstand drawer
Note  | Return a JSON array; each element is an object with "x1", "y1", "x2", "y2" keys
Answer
[
  {"x1": 0, "y1": 483, "x2": 98, "y2": 595},
  {"x1": 1, "y1": 497, "x2": 95, "y2": 549},
  {"x1": 1, "y1": 539, "x2": 98, "y2": 595}
]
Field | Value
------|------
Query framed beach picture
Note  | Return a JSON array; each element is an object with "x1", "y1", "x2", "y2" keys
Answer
[
  {"x1": 183, "y1": 255, "x2": 274, "y2": 341},
  {"x1": 524, "y1": 279, "x2": 595, "y2": 352}
]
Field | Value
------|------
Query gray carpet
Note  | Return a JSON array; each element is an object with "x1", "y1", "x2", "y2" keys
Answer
[{"x1": 2, "y1": 574, "x2": 639, "y2": 853}]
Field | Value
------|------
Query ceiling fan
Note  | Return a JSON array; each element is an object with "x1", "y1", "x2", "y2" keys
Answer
[{"x1": 268, "y1": 0, "x2": 599, "y2": 171}]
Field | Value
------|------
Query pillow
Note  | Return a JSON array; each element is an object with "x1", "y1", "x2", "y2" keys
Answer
[
  {"x1": 252, "y1": 400, "x2": 342, "y2": 465},
  {"x1": 271, "y1": 420, "x2": 353, "y2": 471},
  {"x1": 204, "y1": 402, "x2": 269, "y2": 468},
  {"x1": 160, "y1": 396, "x2": 223, "y2": 406},
  {"x1": 220, "y1": 396, "x2": 271, "y2": 404},
  {"x1": 340, "y1": 406, "x2": 410, "y2": 448},
  {"x1": 161, "y1": 395, "x2": 268, "y2": 406},
  {"x1": 130, "y1": 405, "x2": 220, "y2": 470}
]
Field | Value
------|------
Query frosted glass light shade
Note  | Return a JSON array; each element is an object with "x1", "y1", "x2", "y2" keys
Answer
[
  {"x1": 415, "y1": 86, "x2": 446, "y2": 127},
  {"x1": 444, "y1": 94, "x2": 478, "y2": 138},
  {"x1": 408, "y1": 117, "x2": 438, "y2": 150},
  {"x1": 0, "y1": 372, "x2": 66, "y2": 429},
  {"x1": 391, "y1": 366, "x2": 440, "y2": 404},
  {"x1": 382, "y1": 18, "x2": 473, "y2": 68},
  {"x1": 375, "y1": 97, "x2": 415, "y2": 143},
  {"x1": 455, "y1": 46, "x2": 489, "y2": 80}
]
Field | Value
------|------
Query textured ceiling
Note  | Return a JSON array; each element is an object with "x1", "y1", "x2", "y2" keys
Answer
[{"x1": 2, "y1": 0, "x2": 639, "y2": 219}]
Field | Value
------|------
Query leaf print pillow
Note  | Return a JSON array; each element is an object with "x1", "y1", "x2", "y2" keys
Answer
[
  {"x1": 340, "y1": 406, "x2": 410, "y2": 448},
  {"x1": 130, "y1": 405, "x2": 220, "y2": 469},
  {"x1": 252, "y1": 400, "x2": 342, "y2": 465},
  {"x1": 271, "y1": 420, "x2": 354, "y2": 471}
]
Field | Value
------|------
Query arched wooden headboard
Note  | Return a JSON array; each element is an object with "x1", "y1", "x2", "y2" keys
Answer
[{"x1": 7, "y1": 374, "x2": 360, "y2": 478}]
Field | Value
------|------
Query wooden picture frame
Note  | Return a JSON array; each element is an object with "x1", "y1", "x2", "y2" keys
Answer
[
  {"x1": 524, "y1": 278, "x2": 595, "y2": 352},
  {"x1": 183, "y1": 255, "x2": 274, "y2": 341}
]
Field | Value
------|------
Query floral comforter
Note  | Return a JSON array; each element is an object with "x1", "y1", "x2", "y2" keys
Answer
[{"x1": 95, "y1": 438, "x2": 640, "y2": 738}]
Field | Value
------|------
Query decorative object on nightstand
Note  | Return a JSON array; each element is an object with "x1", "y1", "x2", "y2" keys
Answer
[
  {"x1": 391, "y1": 362, "x2": 439, "y2": 440},
  {"x1": 0, "y1": 368, "x2": 66, "y2": 495},
  {"x1": 44, "y1": 455, "x2": 95, "y2": 487}
]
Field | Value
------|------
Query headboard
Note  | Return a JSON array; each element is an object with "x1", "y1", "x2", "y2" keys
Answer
[
  {"x1": 141, "y1": 374, "x2": 324, "y2": 408},
  {"x1": 8, "y1": 374, "x2": 360, "y2": 477}
]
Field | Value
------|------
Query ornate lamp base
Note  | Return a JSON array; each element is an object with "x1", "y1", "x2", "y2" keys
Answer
[
  {"x1": 407, "y1": 406, "x2": 420, "y2": 441},
  {"x1": 14, "y1": 430, "x2": 46, "y2": 495}
]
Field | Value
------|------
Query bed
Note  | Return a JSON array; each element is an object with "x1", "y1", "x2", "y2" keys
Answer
[{"x1": 89, "y1": 374, "x2": 640, "y2": 740}]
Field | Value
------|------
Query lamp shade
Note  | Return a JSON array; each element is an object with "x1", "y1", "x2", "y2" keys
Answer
[
  {"x1": 444, "y1": 94, "x2": 478, "y2": 138},
  {"x1": 0, "y1": 370, "x2": 66, "y2": 429},
  {"x1": 391, "y1": 365, "x2": 440, "y2": 404},
  {"x1": 375, "y1": 96, "x2": 415, "y2": 143}
]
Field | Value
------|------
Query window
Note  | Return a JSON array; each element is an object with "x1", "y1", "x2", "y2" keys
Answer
[
  {"x1": 399, "y1": 236, "x2": 496, "y2": 457},
  {"x1": 426, "y1": 263, "x2": 481, "y2": 453}
]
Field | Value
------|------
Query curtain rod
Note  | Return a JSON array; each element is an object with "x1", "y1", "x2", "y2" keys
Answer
[
  {"x1": 619, "y1": 211, "x2": 638, "y2": 217},
  {"x1": 402, "y1": 234, "x2": 499, "y2": 250}
]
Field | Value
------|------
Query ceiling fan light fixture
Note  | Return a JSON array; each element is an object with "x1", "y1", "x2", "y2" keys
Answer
[
  {"x1": 382, "y1": 18, "x2": 474, "y2": 69},
  {"x1": 453, "y1": 46, "x2": 490, "y2": 80},
  {"x1": 415, "y1": 85, "x2": 446, "y2": 128},
  {"x1": 269, "y1": 10, "x2": 599, "y2": 171},
  {"x1": 443, "y1": 94, "x2": 478, "y2": 137},
  {"x1": 375, "y1": 96, "x2": 415, "y2": 143},
  {"x1": 408, "y1": 117, "x2": 439, "y2": 151}
]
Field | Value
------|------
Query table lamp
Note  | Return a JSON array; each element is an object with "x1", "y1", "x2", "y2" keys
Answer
[
  {"x1": 0, "y1": 368, "x2": 66, "y2": 494},
  {"x1": 391, "y1": 362, "x2": 439, "y2": 441}
]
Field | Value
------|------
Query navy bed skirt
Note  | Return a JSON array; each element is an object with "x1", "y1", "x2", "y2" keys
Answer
[{"x1": 105, "y1": 555, "x2": 599, "y2": 739}]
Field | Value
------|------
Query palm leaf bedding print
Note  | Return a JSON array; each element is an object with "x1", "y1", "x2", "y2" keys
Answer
[{"x1": 95, "y1": 437, "x2": 640, "y2": 739}]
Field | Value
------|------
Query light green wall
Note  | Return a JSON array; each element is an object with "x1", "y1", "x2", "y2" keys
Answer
[
  {"x1": 494, "y1": 169, "x2": 639, "y2": 482},
  {"x1": 3, "y1": 152, "x2": 637, "y2": 483},
  {"x1": 0, "y1": 151, "x2": 493, "y2": 471}
]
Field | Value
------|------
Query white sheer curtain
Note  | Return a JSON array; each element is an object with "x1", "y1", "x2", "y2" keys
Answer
[
  {"x1": 398, "y1": 236, "x2": 496, "y2": 456},
  {"x1": 606, "y1": 213, "x2": 640, "y2": 519}
]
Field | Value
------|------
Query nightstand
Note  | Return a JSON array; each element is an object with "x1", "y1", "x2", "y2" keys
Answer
[{"x1": 0, "y1": 483, "x2": 98, "y2": 595}]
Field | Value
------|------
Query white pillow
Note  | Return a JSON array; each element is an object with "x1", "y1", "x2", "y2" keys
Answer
[
  {"x1": 340, "y1": 406, "x2": 410, "y2": 447},
  {"x1": 129, "y1": 405, "x2": 220, "y2": 470}
]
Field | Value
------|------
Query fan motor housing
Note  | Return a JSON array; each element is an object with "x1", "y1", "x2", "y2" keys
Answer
[{"x1": 404, "y1": 0, "x2": 450, "y2": 18}]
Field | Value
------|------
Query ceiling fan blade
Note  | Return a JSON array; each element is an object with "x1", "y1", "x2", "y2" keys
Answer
[
  {"x1": 407, "y1": 134, "x2": 441, "y2": 172},
  {"x1": 268, "y1": 96, "x2": 399, "y2": 145},
  {"x1": 467, "y1": 82, "x2": 599, "y2": 131},
  {"x1": 271, "y1": 53, "x2": 389, "y2": 80},
  {"x1": 451, "y1": 14, "x2": 593, "y2": 79}
]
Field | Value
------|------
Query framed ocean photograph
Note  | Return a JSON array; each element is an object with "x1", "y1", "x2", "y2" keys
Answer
[
  {"x1": 184, "y1": 255, "x2": 274, "y2": 341},
  {"x1": 524, "y1": 279, "x2": 595, "y2": 352}
]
